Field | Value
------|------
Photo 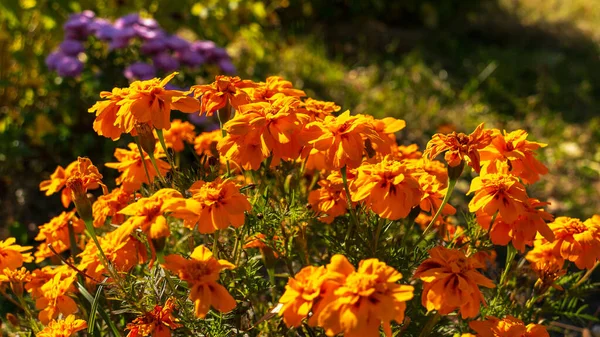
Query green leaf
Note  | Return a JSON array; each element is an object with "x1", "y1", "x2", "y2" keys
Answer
[{"x1": 88, "y1": 283, "x2": 104, "y2": 334}]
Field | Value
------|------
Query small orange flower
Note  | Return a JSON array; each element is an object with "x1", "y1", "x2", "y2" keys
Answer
[
  {"x1": 119, "y1": 188, "x2": 186, "y2": 240},
  {"x1": 105, "y1": 143, "x2": 171, "y2": 192},
  {"x1": 539, "y1": 216, "x2": 600, "y2": 269},
  {"x1": 36, "y1": 314, "x2": 87, "y2": 337},
  {"x1": 424, "y1": 123, "x2": 493, "y2": 173},
  {"x1": 0, "y1": 237, "x2": 33, "y2": 271},
  {"x1": 363, "y1": 115, "x2": 406, "y2": 155},
  {"x1": 351, "y1": 156, "x2": 422, "y2": 220},
  {"x1": 34, "y1": 273, "x2": 78, "y2": 324},
  {"x1": 413, "y1": 246, "x2": 495, "y2": 318},
  {"x1": 126, "y1": 298, "x2": 182, "y2": 337},
  {"x1": 34, "y1": 210, "x2": 85, "y2": 263},
  {"x1": 301, "y1": 98, "x2": 340, "y2": 121},
  {"x1": 316, "y1": 256, "x2": 414, "y2": 337},
  {"x1": 159, "y1": 119, "x2": 196, "y2": 152},
  {"x1": 169, "y1": 178, "x2": 251, "y2": 233},
  {"x1": 243, "y1": 233, "x2": 283, "y2": 258},
  {"x1": 308, "y1": 173, "x2": 349, "y2": 224},
  {"x1": 475, "y1": 198, "x2": 554, "y2": 252},
  {"x1": 470, "y1": 315, "x2": 549, "y2": 337},
  {"x1": 26, "y1": 265, "x2": 73, "y2": 299},
  {"x1": 40, "y1": 157, "x2": 106, "y2": 208},
  {"x1": 467, "y1": 173, "x2": 529, "y2": 223},
  {"x1": 162, "y1": 245, "x2": 236, "y2": 318},
  {"x1": 191, "y1": 75, "x2": 258, "y2": 115},
  {"x1": 417, "y1": 173, "x2": 456, "y2": 216},
  {"x1": 78, "y1": 223, "x2": 147, "y2": 282},
  {"x1": 480, "y1": 129, "x2": 548, "y2": 184},
  {"x1": 249, "y1": 75, "x2": 306, "y2": 102},
  {"x1": 88, "y1": 87, "x2": 130, "y2": 140},
  {"x1": 193, "y1": 130, "x2": 222, "y2": 157},
  {"x1": 92, "y1": 187, "x2": 136, "y2": 228},
  {"x1": 526, "y1": 242, "x2": 565, "y2": 292},
  {"x1": 390, "y1": 144, "x2": 423, "y2": 161},
  {"x1": 303, "y1": 111, "x2": 379, "y2": 170},
  {"x1": 278, "y1": 265, "x2": 330, "y2": 327},
  {"x1": 0, "y1": 267, "x2": 31, "y2": 296},
  {"x1": 218, "y1": 95, "x2": 307, "y2": 170}
]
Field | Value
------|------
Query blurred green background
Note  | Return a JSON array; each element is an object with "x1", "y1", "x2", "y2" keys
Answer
[{"x1": 1, "y1": 0, "x2": 600, "y2": 241}]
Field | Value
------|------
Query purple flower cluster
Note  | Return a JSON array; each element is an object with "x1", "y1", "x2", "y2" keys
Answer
[{"x1": 46, "y1": 11, "x2": 235, "y2": 79}]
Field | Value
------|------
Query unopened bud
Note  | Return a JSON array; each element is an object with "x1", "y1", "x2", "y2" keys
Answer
[
  {"x1": 135, "y1": 123, "x2": 156, "y2": 155},
  {"x1": 67, "y1": 178, "x2": 93, "y2": 221},
  {"x1": 217, "y1": 100, "x2": 233, "y2": 125}
]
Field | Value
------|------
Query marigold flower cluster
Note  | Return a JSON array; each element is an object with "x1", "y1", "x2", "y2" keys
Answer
[{"x1": 278, "y1": 255, "x2": 414, "y2": 336}]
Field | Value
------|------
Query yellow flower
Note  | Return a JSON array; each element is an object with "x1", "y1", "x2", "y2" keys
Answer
[
  {"x1": 36, "y1": 315, "x2": 87, "y2": 337},
  {"x1": 162, "y1": 245, "x2": 236, "y2": 318},
  {"x1": 34, "y1": 273, "x2": 78, "y2": 324}
]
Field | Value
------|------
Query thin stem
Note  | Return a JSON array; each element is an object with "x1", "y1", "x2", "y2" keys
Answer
[
  {"x1": 573, "y1": 261, "x2": 599, "y2": 288},
  {"x1": 418, "y1": 312, "x2": 441, "y2": 337},
  {"x1": 212, "y1": 230, "x2": 220, "y2": 258},
  {"x1": 155, "y1": 128, "x2": 175, "y2": 169},
  {"x1": 134, "y1": 136, "x2": 153, "y2": 187},
  {"x1": 341, "y1": 166, "x2": 359, "y2": 246},
  {"x1": 48, "y1": 243, "x2": 101, "y2": 283},
  {"x1": 372, "y1": 218, "x2": 385, "y2": 254},
  {"x1": 415, "y1": 178, "x2": 457, "y2": 248},
  {"x1": 0, "y1": 288, "x2": 24, "y2": 309},
  {"x1": 147, "y1": 150, "x2": 167, "y2": 185},
  {"x1": 499, "y1": 244, "x2": 518, "y2": 286},
  {"x1": 67, "y1": 220, "x2": 80, "y2": 260}
]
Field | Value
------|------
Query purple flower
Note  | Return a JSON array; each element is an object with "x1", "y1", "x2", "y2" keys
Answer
[
  {"x1": 59, "y1": 40, "x2": 85, "y2": 56},
  {"x1": 191, "y1": 40, "x2": 217, "y2": 56},
  {"x1": 133, "y1": 24, "x2": 164, "y2": 40},
  {"x1": 218, "y1": 58, "x2": 236, "y2": 74},
  {"x1": 166, "y1": 35, "x2": 190, "y2": 51},
  {"x1": 176, "y1": 48, "x2": 205, "y2": 67},
  {"x1": 140, "y1": 37, "x2": 167, "y2": 55},
  {"x1": 124, "y1": 62, "x2": 156, "y2": 80},
  {"x1": 138, "y1": 17, "x2": 159, "y2": 29},
  {"x1": 56, "y1": 56, "x2": 84, "y2": 77},
  {"x1": 90, "y1": 19, "x2": 116, "y2": 40},
  {"x1": 153, "y1": 52, "x2": 180, "y2": 72},
  {"x1": 114, "y1": 13, "x2": 140, "y2": 28},
  {"x1": 45, "y1": 51, "x2": 63, "y2": 71},
  {"x1": 108, "y1": 27, "x2": 136, "y2": 50},
  {"x1": 63, "y1": 11, "x2": 96, "y2": 40}
]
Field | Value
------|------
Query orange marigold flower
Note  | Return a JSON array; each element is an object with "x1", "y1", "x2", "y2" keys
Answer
[
  {"x1": 475, "y1": 198, "x2": 554, "y2": 252},
  {"x1": 92, "y1": 187, "x2": 136, "y2": 228},
  {"x1": 424, "y1": 123, "x2": 493, "y2": 173},
  {"x1": 37, "y1": 315, "x2": 87, "y2": 337},
  {"x1": 159, "y1": 119, "x2": 196, "y2": 152},
  {"x1": 539, "y1": 216, "x2": 600, "y2": 269},
  {"x1": 243, "y1": 233, "x2": 283, "y2": 258},
  {"x1": 34, "y1": 210, "x2": 85, "y2": 263},
  {"x1": 249, "y1": 75, "x2": 306, "y2": 102},
  {"x1": 193, "y1": 130, "x2": 222, "y2": 157},
  {"x1": 0, "y1": 237, "x2": 33, "y2": 271},
  {"x1": 467, "y1": 173, "x2": 529, "y2": 224},
  {"x1": 105, "y1": 143, "x2": 171, "y2": 192},
  {"x1": 169, "y1": 178, "x2": 251, "y2": 234},
  {"x1": 162, "y1": 245, "x2": 236, "y2": 318},
  {"x1": 278, "y1": 265, "x2": 330, "y2": 327},
  {"x1": 470, "y1": 315, "x2": 549, "y2": 337},
  {"x1": 390, "y1": 144, "x2": 423, "y2": 161},
  {"x1": 308, "y1": 173, "x2": 349, "y2": 224},
  {"x1": 480, "y1": 129, "x2": 548, "y2": 184},
  {"x1": 191, "y1": 75, "x2": 258, "y2": 115},
  {"x1": 303, "y1": 111, "x2": 379, "y2": 170},
  {"x1": 34, "y1": 273, "x2": 78, "y2": 324},
  {"x1": 125, "y1": 298, "x2": 182, "y2": 337},
  {"x1": 78, "y1": 223, "x2": 147, "y2": 282},
  {"x1": 363, "y1": 115, "x2": 406, "y2": 155},
  {"x1": 40, "y1": 157, "x2": 106, "y2": 208},
  {"x1": 88, "y1": 87, "x2": 130, "y2": 140},
  {"x1": 417, "y1": 174, "x2": 456, "y2": 216},
  {"x1": 218, "y1": 95, "x2": 307, "y2": 170},
  {"x1": 301, "y1": 98, "x2": 341, "y2": 121},
  {"x1": 351, "y1": 156, "x2": 422, "y2": 220},
  {"x1": 413, "y1": 246, "x2": 495, "y2": 318},
  {"x1": 316, "y1": 255, "x2": 414, "y2": 337},
  {"x1": 526, "y1": 242, "x2": 565, "y2": 292},
  {"x1": 25, "y1": 265, "x2": 74, "y2": 299},
  {"x1": 0, "y1": 267, "x2": 31, "y2": 296},
  {"x1": 119, "y1": 188, "x2": 186, "y2": 240}
]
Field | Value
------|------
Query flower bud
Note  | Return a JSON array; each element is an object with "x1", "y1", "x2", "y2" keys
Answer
[
  {"x1": 135, "y1": 122, "x2": 156, "y2": 155},
  {"x1": 67, "y1": 177, "x2": 93, "y2": 221},
  {"x1": 447, "y1": 160, "x2": 465, "y2": 181}
]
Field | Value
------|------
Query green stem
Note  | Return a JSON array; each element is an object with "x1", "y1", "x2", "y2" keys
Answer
[
  {"x1": 134, "y1": 136, "x2": 153, "y2": 187},
  {"x1": 155, "y1": 128, "x2": 175, "y2": 169},
  {"x1": 372, "y1": 218, "x2": 385, "y2": 254},
  {"x1": 499, "y1": 244, "x2": 517, "y2": 286},
  {"x1": 341, "y1": 166, "x2": 359, "y2": 246},
  {"x1": 67, "y1": 220, "x2": 80, "y2": 261},
  {"x1": 212, "y1": 231, "x2": 220, "y2": 258},
  {"x1": 418, "y1": 312, "x2": 441, "y2": 337},
  {"x1": 415, "y1": 178, "x2": 457, "y2": 247},
  {"x1": 147, "y1": 150, "x2": 167, "y2": 185}
]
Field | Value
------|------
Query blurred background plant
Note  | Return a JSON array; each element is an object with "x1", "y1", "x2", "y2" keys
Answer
[{"x1": 1, "y1": 0, "x2": 600, "y2": 253}]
